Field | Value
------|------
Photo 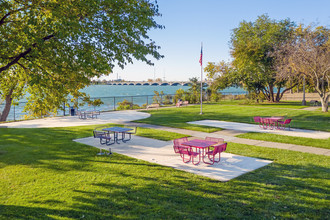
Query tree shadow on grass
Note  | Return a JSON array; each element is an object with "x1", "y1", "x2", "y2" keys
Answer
[
  {"x1": 1, "y1": 162, "x2": 328, "y2": 219},
  {"x1": 0, "y1": 127, "x2": 329, "y2": 219}
]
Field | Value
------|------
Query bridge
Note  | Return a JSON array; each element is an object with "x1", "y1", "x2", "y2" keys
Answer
[{"x1": 106, "y1": 81, "x2": 210, "y2": 86}]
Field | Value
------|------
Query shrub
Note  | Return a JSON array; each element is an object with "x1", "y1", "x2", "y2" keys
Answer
[{"x1": 117, "y1": 99, "x2": 140, "y2": 110}]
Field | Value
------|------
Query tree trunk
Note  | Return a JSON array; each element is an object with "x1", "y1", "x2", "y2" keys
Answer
[
  {"x1": 0, "y1": 89, "x2": 13, "y2": 121},
  {"x1": 320, "y1": 94, "x2": 329, "y2": 112},
  {"x1": 276, "y1": 83, "x2": 298, "y2": 102}
]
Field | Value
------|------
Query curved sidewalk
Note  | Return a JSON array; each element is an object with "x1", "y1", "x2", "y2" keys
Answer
[
  {"x1": 124, "y1": 122, "x2": 330, "y2": 156},
  {"x1": 188, "y1": 120, "x2": 330, "y2": 139},
  {"x1": 1, "y1": 110, "x2": 328, "y2": 156},
  {"x1": 1, "y1": 110, "x2": 150, "y2": 128}
]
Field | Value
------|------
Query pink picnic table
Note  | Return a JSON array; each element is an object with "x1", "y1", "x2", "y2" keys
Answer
[
  {"x1": 261, "y1": 117, "x2": 284, "y2": 130},
  {"x1": 182, "y1": 139, "x2": 224, "y2": 165}
]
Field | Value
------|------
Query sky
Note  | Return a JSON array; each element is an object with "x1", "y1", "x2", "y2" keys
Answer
[{"x1": 104, "y1": 0, "x2": 330, "y2": 82}]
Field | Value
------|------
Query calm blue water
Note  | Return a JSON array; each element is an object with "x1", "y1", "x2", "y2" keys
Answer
[
  {"x1": 81, "y1": 84, "x2": 189, "y2": 97},
  {"x1": 4, "y1": 85, "x2": 245, "y2": 121},
  {"x1": 81, "y1": 84, "x2": 245, "y2": 97}
]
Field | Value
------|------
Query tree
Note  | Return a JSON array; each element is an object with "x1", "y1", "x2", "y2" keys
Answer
[
  {"x1": 273, "y1": 25, "x2": 330, "y2": 112},
  {"x1": 187, "y1": 77, "x2": 206, "y2": 103},
  {"x1": 0, "y1": 0, "x2": 163, "y2": 121},
  {"x1": 204, "y1": 61, "x2": 236, "y2": 102},
  {"x1": 0, "y1": 67, "x2": 26, "y2": 121},
  {"x1": 230, "y1": 15, "x2": 296, "y2": 102}
]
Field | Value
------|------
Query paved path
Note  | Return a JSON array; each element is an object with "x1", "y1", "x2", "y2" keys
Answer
[
  {"x1": 123, "y1": 122, "x2": 330, "y2": 156},
  {"x1": 75, "y1": 136, "x2": 272, "y2": 182},
  {"x1": 1, "y1": 110, "x2": 150, "y2": 128},
  {"x1": 188, "y1": 120, "x2": 330, "y2": 139},
  {"x1": 302, "y1": 106, "x2": 320, "y2": 111},
  {"x1": 2, "y1": 110, "x2": 329, "y2": 156}
]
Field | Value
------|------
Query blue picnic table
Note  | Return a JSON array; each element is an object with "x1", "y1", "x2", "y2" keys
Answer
[{"x1": 102, "y1": 127, "x2": 133, "y2": 144}]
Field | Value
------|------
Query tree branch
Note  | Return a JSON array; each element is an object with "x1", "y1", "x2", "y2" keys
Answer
[
  {"x1": 0, "y1": 34, "x2": 55, "y2": 75},
  {"x1": 0, "y1": 7, "x2": 27, "y2": 27}
]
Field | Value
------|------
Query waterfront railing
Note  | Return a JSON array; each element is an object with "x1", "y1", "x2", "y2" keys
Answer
[{"x1": 1, "y1": 92, "x2": 247, "y2": 122}]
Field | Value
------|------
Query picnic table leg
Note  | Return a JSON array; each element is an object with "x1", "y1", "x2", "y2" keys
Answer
[
  {"x1": 105, "y1": 132, "x2": 115, "y2": 145},
  {"x1": 96, "y1": 147, "x2": 105, "y2": 155},
  {"x1": 191, "y1": 147, "x2": 201, "y2": 165},
  {"x1": 202, "y1": 148, "x2": 209, "y2": 164},
  {"x1": 114, "y1": 132, "x2": 122, "y2": 144},
  {"x1": 262, "y1": 121, "x2": 268, "y2": 129}
]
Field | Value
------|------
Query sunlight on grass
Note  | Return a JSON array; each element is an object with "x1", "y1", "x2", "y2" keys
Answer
[
  {"x1": 237, "y1": 132, "x2": 330, "y2": 149},
  {"x1": 0, "y1": 125, "x2": 329, "y2": 219},
  {"x1": 137, "y1": 103, "x2": 330, "y2": 131}
]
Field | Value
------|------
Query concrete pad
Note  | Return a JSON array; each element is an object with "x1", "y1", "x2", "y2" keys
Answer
[
  {"x1": 230, "y1": 138, "x2": 266, "y2": 146},
  {"x1": 74, "y1": 136, "x2": 273, "y2": 182},
  {"x1": 257, "y1": 141, "x2": 297, "y2": 150},
  {"x1": 213, "y1": 129, "x2": 248, "y2": 137},
  {"x1": 289, "y1": 145, "x2": 330, "y2": 154},
  {"x1": 2, "y1": 110, "x2": 150, "y2": 128},
  {"x1": 188, "y1": 120, "x2": 330, "y2": 139}
]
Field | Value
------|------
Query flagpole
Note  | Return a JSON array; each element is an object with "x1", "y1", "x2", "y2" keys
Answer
[{"x1": 200, "y1": 42, "x2": 203, "y2": 115}]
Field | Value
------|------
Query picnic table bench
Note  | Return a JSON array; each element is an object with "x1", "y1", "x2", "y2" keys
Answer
[
  {"x1": 310, "y1": 100, "x2": 320, "y2": 106},
  {"x1": 147, "y1": 103, "x2": 159, "y2": 110},
  {"x1": 176, "y1": 101, "x2": 189, "y2": 107},
  {"x1": 77, "y1": 110, "x2": 100, "y2": 119}
]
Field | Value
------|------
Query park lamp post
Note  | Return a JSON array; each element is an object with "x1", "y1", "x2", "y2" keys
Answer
[
  {"x1": 199, "y1": 43, "x2": 203, "y2": 115},
  {"x1": 302, "y1": 75, "x2": 306, "y2": 105}
]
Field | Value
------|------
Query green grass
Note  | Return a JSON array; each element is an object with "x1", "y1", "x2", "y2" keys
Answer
[
  {"x1": 0, "y1": 126, "x2": 329, "y2": 219},
  {"x1": 136, "y1": 126, "x2": 188, "y2": 140},
  {"x1": 237, "y1": 132, "x2": 330, "y2": 150},
  {"x1": 137, "y1": 103, "x2": 330, "y2": 132},
  {"x1": 208, "y1": 100, "x2": 309, "y2": 109}
]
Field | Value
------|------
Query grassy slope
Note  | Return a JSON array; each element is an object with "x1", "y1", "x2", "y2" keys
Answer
[
  {"x1": 0, "y1": 126, "x2": 329, "y2": 219},
  {"x1": 136, "y1": 103, "x2": 330, "y2": 149},
  {"x1": 138, "y1": 103, "x2": 330, "y2": 131}
]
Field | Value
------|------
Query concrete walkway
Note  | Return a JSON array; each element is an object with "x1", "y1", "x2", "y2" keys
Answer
[
  {"x1": 2, "y1": 110, "x2": 329, "y2": 181},
  {"x1": 1, "y1": 110, "x2": 150, "y2": 128},
  {"x1": 188, "y1": 120, "x2": 330, "y2": 139},
  {"x1": 123, "y1": 122, "x2": 330, "y2": 156},
  {"x1": 2, "y1": 110, "x2": 329, "y2": 156},
  {"x1": 75, "y1": 136, "x2": 272, "y2": 181}
]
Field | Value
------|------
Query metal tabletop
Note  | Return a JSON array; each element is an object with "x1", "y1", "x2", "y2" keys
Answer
[
  {"x1": 182, "y1": 139, "x2": 217, "y2": 149},
  {"x1": 102, "y1": 127, "x2": 132, "y2": 133}
]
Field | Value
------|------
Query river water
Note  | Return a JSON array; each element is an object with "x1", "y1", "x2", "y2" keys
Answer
[{"x1": 3, "y1": 85, "x2": 245, "y2": 121}]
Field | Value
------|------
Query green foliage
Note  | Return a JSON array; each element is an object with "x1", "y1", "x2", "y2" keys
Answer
[
  {"x1": 205, "y1": 61, "x2": 237, "y2": 89},
  {"x1": 163, "y1": 94, "x2": 173, "y2": 105},
  {"x1": 0, "y1": 0, "x2": 163, "y2": 120},
  {"x1": 0, "y1": 68, "x2": 26, "y2": 120},
  {"x1": 152, "y1": 90, "x2": 164, "y2": 104},
  {"x1": 90, "y1": 99, "x2": 104, "y2": 107},
  {"x1": 116, "y1": 99, "x2": 140, "y2": 110},
  {"x1": 230, "y1": 15, "x2": 295, "y2": 102},
  {"x1": 174, "y1": 88, "x2": 185, "y2": 103},
  {"x1": 187, "y1": 77, "x2": 204, "y2": 104}
]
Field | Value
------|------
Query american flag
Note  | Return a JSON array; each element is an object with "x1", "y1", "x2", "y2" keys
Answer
[{"x1": 199, "y1": 46, "x2": 203, "y2": 66}]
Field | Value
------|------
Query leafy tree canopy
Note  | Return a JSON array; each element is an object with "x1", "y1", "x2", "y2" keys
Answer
[
  {"x1": 0, "y1": 0, "x2": 163, "y2": 120},
  {"x1": 230, "y1": 14, "x2": 296, "y2": 102}
]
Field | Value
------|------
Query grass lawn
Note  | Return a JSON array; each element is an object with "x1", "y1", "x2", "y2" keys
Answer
[
  {"x1": 137, "y1": 103, "x2": 329, "y2": 132},
  {"x1": 0, "y1": 125, "x2": 329, "y2": 219},
  {"x1": 210, "y1": 100, "x2": 309, "y2": 109},
  {"x1": 237, "y1": 132, "x2": 330, "y2": 150}
]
